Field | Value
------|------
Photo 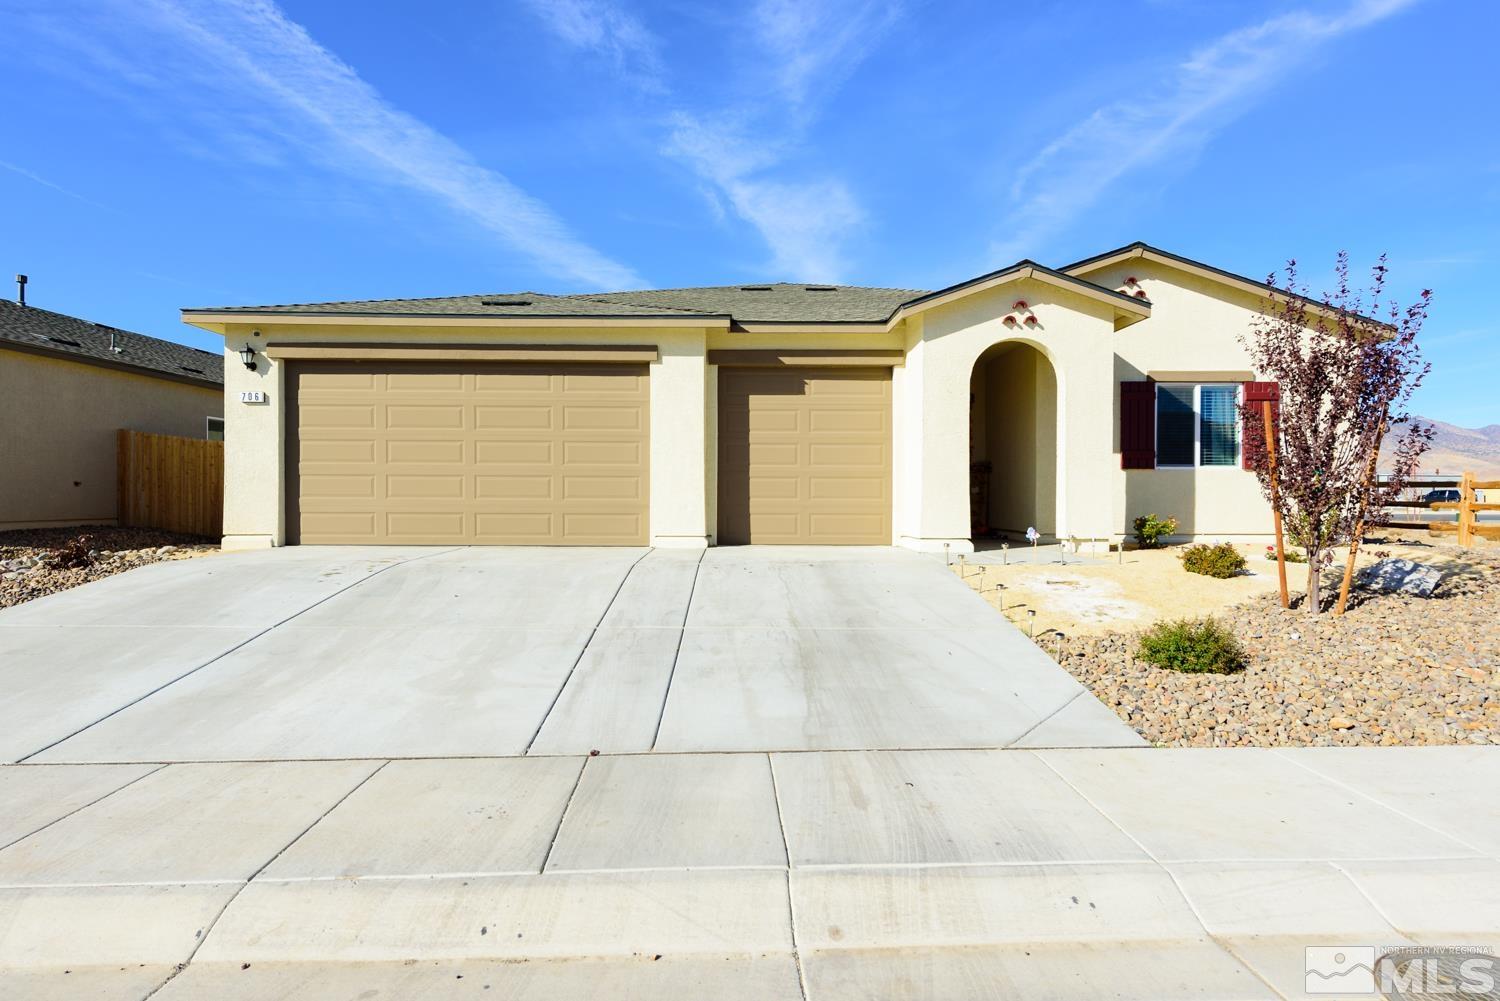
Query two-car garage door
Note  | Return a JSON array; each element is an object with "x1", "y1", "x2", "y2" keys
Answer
[{"x1": 288, "y1": 362, "x2": 648, "y2": 545}]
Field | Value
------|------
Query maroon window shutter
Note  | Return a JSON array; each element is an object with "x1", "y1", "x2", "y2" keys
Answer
[
  {"x1": 1120, "y1": 380, "x2": 1156, "y2": 469},
  {"x1": 1241, "y1": 381, "x2": 1280, "y2": 471}
]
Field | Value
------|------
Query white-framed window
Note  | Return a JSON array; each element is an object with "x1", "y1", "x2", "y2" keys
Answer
[
  {"x1": 1155, "y1": 383, "x2": 1239, "y2": 468},
  {"x1": 206, "y1": 416, "x2": 225, "y2": 442}
]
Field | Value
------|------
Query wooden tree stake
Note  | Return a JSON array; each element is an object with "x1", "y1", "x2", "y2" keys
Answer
[{"x1": 1264, "y1": 400, "x2": 1290, "y2": 609}]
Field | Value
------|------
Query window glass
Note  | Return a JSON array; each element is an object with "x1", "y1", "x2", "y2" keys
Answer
[
  {"x1": 1199, "y1": 386, "x2": 1238, "y2": 466},
  {"x1": 206, "y1": 416, "x2": 225, "y2": 442},
  {"x1": 1156, "y1": 385, "x2": 1195, "y2": 466}
]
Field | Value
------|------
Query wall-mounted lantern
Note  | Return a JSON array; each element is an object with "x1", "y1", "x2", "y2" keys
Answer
[{"x1": 239, "y1": 344, "x2": 257, "y2": 371}]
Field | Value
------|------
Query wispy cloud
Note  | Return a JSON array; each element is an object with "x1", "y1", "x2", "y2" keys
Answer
[
  {"x1": 27, "y1": 0, "x2": 640, "y2": 289},
  {"x1": 519, "y1": 0, "x2": 665, "y2": 94},
  {"x1": 665, "y1": 114, "x2": 862, "y2": 281},
  {"x1": 524, "y1": 0, "x2": 899, "y2": 281},
  {"x1": 751, "y1": 0, "x2": 901, "y2": 114},
  {"x1": 992, "y1": 0, "x2": 1420, "y2": 262},
  {"x1": 0, "y1": 159, "x2": 105, "y2": 208}
]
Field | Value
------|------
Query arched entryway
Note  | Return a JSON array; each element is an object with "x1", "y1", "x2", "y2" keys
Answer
[{"x1": 968, "y1": 341, "x2": 1060, "y2": 543}]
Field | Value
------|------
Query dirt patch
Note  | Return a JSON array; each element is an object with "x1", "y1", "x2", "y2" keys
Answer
[
  {"x1": 1, "y1": 525, "x2": 219, "y2": 610},
  {"x1": 955, "y1": 538, "x2": 1485, "y2": 637}
]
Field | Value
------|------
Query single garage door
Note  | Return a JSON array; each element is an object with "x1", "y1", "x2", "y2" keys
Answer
[
  {"x1": 288, "y1": 362, "x2": 648, "y2": 545},
  {"x1": 717, "y1": 367, "x2": 891, "y2": 545}
]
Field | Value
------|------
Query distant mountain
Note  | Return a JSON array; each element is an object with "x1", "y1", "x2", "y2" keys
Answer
[{"x1": 1382, "y1": 418, "x2": 1500, "y2": 478}]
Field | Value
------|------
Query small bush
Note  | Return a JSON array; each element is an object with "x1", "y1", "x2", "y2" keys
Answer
[
  {"x1": 1132, "y1": 513, "x2": 1178, "y2": 549},
  {"x1": 1137, "y1": 617, "x2": 1246, "y2": 674},
  {"x1": 48, "y1": 534, "x2": 97, "y2": 569},
  {"x1": 1180, "y1": 542, "x2": 1247, "y2": 579},
  {"x1": 1262, "y1": 545, "x2": 1308, "y2": 563}
]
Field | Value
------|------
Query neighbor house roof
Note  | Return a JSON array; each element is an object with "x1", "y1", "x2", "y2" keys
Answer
[
  {"x1": 0, "y1": 299, "x2": 223, "y2": 388},
  {"x1": 182, "y1": 262, "x2": 1151, "y2": 332}
]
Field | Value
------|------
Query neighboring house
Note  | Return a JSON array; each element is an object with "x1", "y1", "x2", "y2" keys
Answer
[
  {"x1": 0, "y1": 295, "x2": 224, "y2": 531},
  {"x1": 183, "y1": 242, "x2": 1317, "y2": 552}
]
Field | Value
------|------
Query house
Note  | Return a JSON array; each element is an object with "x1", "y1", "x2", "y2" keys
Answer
[
  {"x1": 182, "y1": 242, "x2": 1313, "y2": 552},
  {"x1": 0, "y1": 290, "x2": 224, "y2": 531}
]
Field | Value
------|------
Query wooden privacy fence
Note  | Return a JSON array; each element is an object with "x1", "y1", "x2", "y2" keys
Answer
[
  {"x1": 1430, "y1": 471, "x2": 1500, "y2": 547},
  {"x1": 116, "y1": 429, "x2": 224, "y2": 538}
]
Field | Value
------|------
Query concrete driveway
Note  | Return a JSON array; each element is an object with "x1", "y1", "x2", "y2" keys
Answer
[{"x1": 0, "y1": 545, "x2": 1138, "y2": 763}]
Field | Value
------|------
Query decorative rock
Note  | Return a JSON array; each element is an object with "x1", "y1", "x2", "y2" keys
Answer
[
  {"x1": 1047, "y1": 543, "x2": 1500, "y2": 749},
  {"x1": 1359, "y1": 557, "x2": 1443, "y2": 597}
]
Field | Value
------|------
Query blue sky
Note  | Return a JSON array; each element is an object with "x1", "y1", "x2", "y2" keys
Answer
[{"x1": 1, "y1": 0, "x2": 1496, "y2": 425}]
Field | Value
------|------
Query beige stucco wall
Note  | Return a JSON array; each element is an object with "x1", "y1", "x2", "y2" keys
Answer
[
  {"x1": 1074, "y1": 258, "x2": 1277, "y2": 541},
  {"x1": 0, "y1": 347, "x2": 222, "y2": 530}
]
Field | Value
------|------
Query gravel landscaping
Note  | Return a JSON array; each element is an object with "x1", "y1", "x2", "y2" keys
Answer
[
  {"x1": 1048, "y1": 545, "x2": 1500, "y2": 747},
  {"x1": 0, "y1": 526, "x2": 218, "y2": 610}
]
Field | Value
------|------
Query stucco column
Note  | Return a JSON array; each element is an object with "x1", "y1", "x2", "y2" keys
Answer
[
  {"x1": 1057, "y1": 341, "x2": 1114, "y2": 545},
  {"x1": 900, "y1": 325, "x2": 975, "y2": 554},
  {"x1": 648, "y1": 331, "x2": 710, "y2": 547},
  {"x1": 221, "y1": 330, "x2": 283, "y2": 550}
]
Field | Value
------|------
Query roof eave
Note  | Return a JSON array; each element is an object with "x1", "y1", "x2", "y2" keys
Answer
[
  {"x1": 181, "y1": 310, "x2": 734, "y2": 332},
  {"x1": 1062, "y1": 243, "x2": 1393, "y2": 329}
]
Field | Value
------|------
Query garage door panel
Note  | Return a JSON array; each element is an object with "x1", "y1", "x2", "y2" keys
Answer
[
  {"x1": 389, "y1": 439, "x2": 463, "y2": 464},
  {"x1": 475, "y1": 439, "x2": 553, "y2": 465},
  {"x1": 300, "y1": 404, "x2": 377, "y2": 429},
  {"x1": 564, "y1": 405, "x2": 643, "y2": 431},
  {"x1": 809, "y1": 409, "x2": 887, "y2": 433},
  {"x1": 474, "y1": 371, "x2": 554, "y2": 392},
  {"x1": 385, "y1": 372, "x2": 465, "y2": 392},
  {"x1": 474, "y1": 512, "x2": 553, "y2": 541},
  {"x1": 385, "y1": 475, "x2": 466, "y2": 499},
  {"x1": 809, "y1": 476, "x2": 885, "y2": 500},
  {"x1": 291, "y1": 362, "x2": 647, "y2": 545},
  {"x1": 718, "y1": 367, "x2": 890, "y2": 546},
  {"x1": 476, "y1": 475, "x2": 553, "y2": 500},
  {"x1": 301, "y1": 512, "x2": 377, "y2": 539},
  {"x1": 303, "y1": 440, "x2": 378, "y2": 463},
  {"x1": 300, "y1": 474, "x2": 376, "y2": 499},
  {"x1": 476, "y1": 405, "x2": 554, "y2": 430},
  {"x1": 562, "y1": 513, "x2": 643, "y2": 542},
  {"x1": 385, "y1": 405, "x2": 466, "y2": 430},
  {"x1": 564, "y1": 475, "x2": 643, "y2": 500},
  {"x1": 386, "y1": 512, "x2": 467, "y2": 541},
  {"x1": 300, "y1": 371, "x2": 377, "y2": 391},
  {"x1": 564, "y1": 440, "x2": 642, "y2": 465}
]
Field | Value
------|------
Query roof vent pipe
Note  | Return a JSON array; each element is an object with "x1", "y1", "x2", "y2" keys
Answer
[{"x1": 15, "y1": 274, "x2": 26, "y2": 306}]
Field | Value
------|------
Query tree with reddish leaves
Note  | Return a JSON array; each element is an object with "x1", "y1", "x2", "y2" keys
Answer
[{"x1": 1240, "y1": 254, "x2": 1431, "y2": 614}]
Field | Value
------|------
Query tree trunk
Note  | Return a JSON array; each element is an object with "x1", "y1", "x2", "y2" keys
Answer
[
  {"x1": 1335, "y1": 418, "x2": 1388, "y2": 616},
  {"x1": 1306, "y1": 557, "x2": 1321, "y2": 613}
]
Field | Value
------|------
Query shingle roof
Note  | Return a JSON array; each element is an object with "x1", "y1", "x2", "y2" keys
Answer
[
  {"x1": 580, "y1": 283, "x2": 928, "y2": 323},
  {"x1": 186, "y1": 282, "x2": 930, "y2": 324},
  {"x1": 0, "y1": 299, "x2": 223, "y2": 386}
]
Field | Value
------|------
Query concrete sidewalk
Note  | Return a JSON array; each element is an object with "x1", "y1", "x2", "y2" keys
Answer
[{"x1": 2, "y1": 746, "x2": 1497, "y2": 1000}]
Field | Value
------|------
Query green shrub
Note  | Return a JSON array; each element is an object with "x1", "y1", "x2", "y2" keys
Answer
[
  {"x1": 1137, "y1": 617, "x2": 1246, "y2": 674},
  {"x1": 1180, "y1": 542, "x2": 1247, "y2": 579},
  {"x1": 1263, "y1": 545, "x2": 1308, "y2": 563},
  {"x1": 1132, "y1": 513, "x2": 1178, "y2": 549}
]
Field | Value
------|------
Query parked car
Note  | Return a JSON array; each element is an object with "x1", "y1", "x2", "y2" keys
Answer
[{"x1": 1423, "y1": 489, "x2": 1461, "y2": 504}]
